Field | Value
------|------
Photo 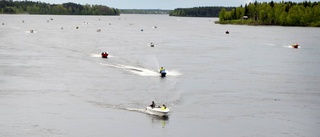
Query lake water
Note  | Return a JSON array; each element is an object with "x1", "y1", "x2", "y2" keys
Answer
[{"x1": 1, "y1": 14, "x2": 320, "y2": 137}]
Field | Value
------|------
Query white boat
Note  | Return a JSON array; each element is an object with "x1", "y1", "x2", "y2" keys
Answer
[{"x1": 146, "y1": 106, "x2": 170, "y2": 117}]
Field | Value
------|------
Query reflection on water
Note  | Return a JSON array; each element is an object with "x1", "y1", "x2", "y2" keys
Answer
[{"x1": 150, "y1": 115, "x2": 169, "y2": 128}]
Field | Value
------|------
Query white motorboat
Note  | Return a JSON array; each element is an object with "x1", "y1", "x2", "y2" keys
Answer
[{"x1": 146, "y1": 106, "x2": 170, "y2": 117}]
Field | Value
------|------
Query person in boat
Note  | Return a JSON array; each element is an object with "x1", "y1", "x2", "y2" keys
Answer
[
  {"x1": 161, "y1": 104, "x2": 166, "y2": 110},
  {"x1": 159, "y1": 67, "x2": 165, "y2": 73},
  {"x1": 150, "y1": 101, "x2": 156, "y2": 108}
]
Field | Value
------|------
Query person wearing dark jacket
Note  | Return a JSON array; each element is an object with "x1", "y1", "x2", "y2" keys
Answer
[{"x1": 150, "y1": 101, "x2": 155, "y2": 108}]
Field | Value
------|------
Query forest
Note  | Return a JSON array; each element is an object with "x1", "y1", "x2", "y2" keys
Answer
[
  {"x1": 0, "y1": 0, "x2": 120, "y2": 15},
  {"x1": 120, "y1": 9, "x2": 171, "y2": 14},
  {"x1": 169, "y1": 6, "x2": 234, "y2": 17},
  {"x1": 218, "y1": 1, "x2": 320, "y2": 27}
]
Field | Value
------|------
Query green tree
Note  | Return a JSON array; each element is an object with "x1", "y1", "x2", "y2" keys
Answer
[
  {"x1": 0, "y1": 0, "x2": 119, "y2": 15},
  {"x1": 219, "y1": 8, "x2": 226, "y2": 21},
  {"x1": 51, "y1": 5, "x2": 67, "y2": 14},
  {"x1": 259, "y1": 10, "x2": 266, "y2": 23},
  {"x1": 217, "y1": 1, "x2": 320, "y2": 27}
]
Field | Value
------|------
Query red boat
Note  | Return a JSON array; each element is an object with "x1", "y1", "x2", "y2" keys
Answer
[
  {"x1": 101, "y1": 52, "x2": 108, "y2": 58},
  {"x1": 292, "y1": 43, "x2": 299, "y2": 49}
]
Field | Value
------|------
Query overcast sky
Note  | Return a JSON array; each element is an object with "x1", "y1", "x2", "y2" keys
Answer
[{"x1": 34, "y1": 0, "x2": 318, "y2": 9}]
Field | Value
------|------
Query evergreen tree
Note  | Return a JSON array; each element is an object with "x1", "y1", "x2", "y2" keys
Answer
[
  {"x1": 0, "y1": 0, "x2": 119, "y2": 15},
  {"x1": 217, "y1": 1, "x2": 320, "y2": 27}
]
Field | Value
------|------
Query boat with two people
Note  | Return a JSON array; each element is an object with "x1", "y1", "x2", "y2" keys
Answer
[{"x1": 146, "y1": 101, "x2": 170, "y2": 117}]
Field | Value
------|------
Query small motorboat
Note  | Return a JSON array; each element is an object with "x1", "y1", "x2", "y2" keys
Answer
[
  {"x1": 150, "y1": 42, "x2": 154, "y2": 47},
  {"x1": 146, "y1": 106, "x2": 170, "y2": 117},
  {"x1": 292, "y1": 43, "x2": 299, "y2": 49},
  {"x1": 225, "y1": 30, "x2": 229, "y2": 34},
  {"x1": 101, "y1": 52, "x2": 108, "y2": 58}
]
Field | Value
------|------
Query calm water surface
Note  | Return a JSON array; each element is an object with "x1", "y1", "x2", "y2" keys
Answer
[{"x1": 1, "y1": 14, "x2": 320, "y2": 137}]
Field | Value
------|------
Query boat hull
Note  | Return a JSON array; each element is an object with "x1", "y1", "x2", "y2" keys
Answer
[
  {"x1": 292, "y1": 44, "x2": 299, "y2": 49},
  {"x1": 160, "y1": 70, "x2": 166, "y2": 77},
  {"x1": 146, "y1": 106, "x2": 169, "y2": 117},
  {"x1": 101, "y1": 54, "x2": 108, "y2": 58}
]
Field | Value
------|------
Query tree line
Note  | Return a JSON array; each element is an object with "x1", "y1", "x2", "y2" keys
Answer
[
  {"x1": 120, "y1": 9, "x2": 171, "y2": 14},
  {"x1": 0, "y1": 0, "x2": 120, "y2": 15},
  {"x1": 169, "y1": 6, "x2": 234, "y2": 17},
  {"x1": 218, "y1": 1, "x2": 320, "y2": 27}
]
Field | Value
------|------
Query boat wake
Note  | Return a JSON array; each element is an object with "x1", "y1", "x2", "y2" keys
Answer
[
  {"x1": 88, "y1": 100, "x2": 175, "y2": 119},
  {"x1": 126, "y1": 108, "x2": 147, "y2": 113},
  {"x1": 266, "y1": 43, "x2": 275, "y2": 46},
  {"x1": 93, "y1": 54, "x2": 182, "y2": 77},
  {"x1": 25, "y1": 30, "x2": 37, "y2": 33},
  {"x1": 266, "y1": 43, "x2": 302, "y2": 49},
  {"x1": 88, "y1": 101, "x2": 150, "y2": 115},
  {"x1": 283, "y1": 45, "x2": 301, "y2": 49},
  {"x1": 100, "y1": 62, "x2": 160, "y2": 76},
  {"x1": 88, "y1": 53, "x2": 114, "y2": 58},
  {"x1": 284, "y1": 45, "x2": 292, "y2": 48},
  {"x1": 100, "y1": 62, "x2": 182, "y2": 77}
]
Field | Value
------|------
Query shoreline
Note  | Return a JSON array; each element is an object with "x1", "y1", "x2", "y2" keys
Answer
[{"x1": 214, "y1": 20, "x2": 318, "y2": 27}]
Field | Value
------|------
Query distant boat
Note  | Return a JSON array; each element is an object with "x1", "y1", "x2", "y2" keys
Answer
[
  {"x1": 225, "y1": 30, "x2": 229, "y2": 34},
  {"x1": 292, "y1": 43, "x2": 299, "y2": 49},
  {"x1": 101, "y1": 52, "x2": 108, "y2": 58}
]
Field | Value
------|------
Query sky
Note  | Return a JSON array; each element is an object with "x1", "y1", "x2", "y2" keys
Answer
[{"x1": 34, "y1": 0, "x2": 319, "y2": 9}]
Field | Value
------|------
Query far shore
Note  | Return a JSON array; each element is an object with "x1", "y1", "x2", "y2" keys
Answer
[{"x1": 214, "y1": 19, "x2": 318, "y2": 27}]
